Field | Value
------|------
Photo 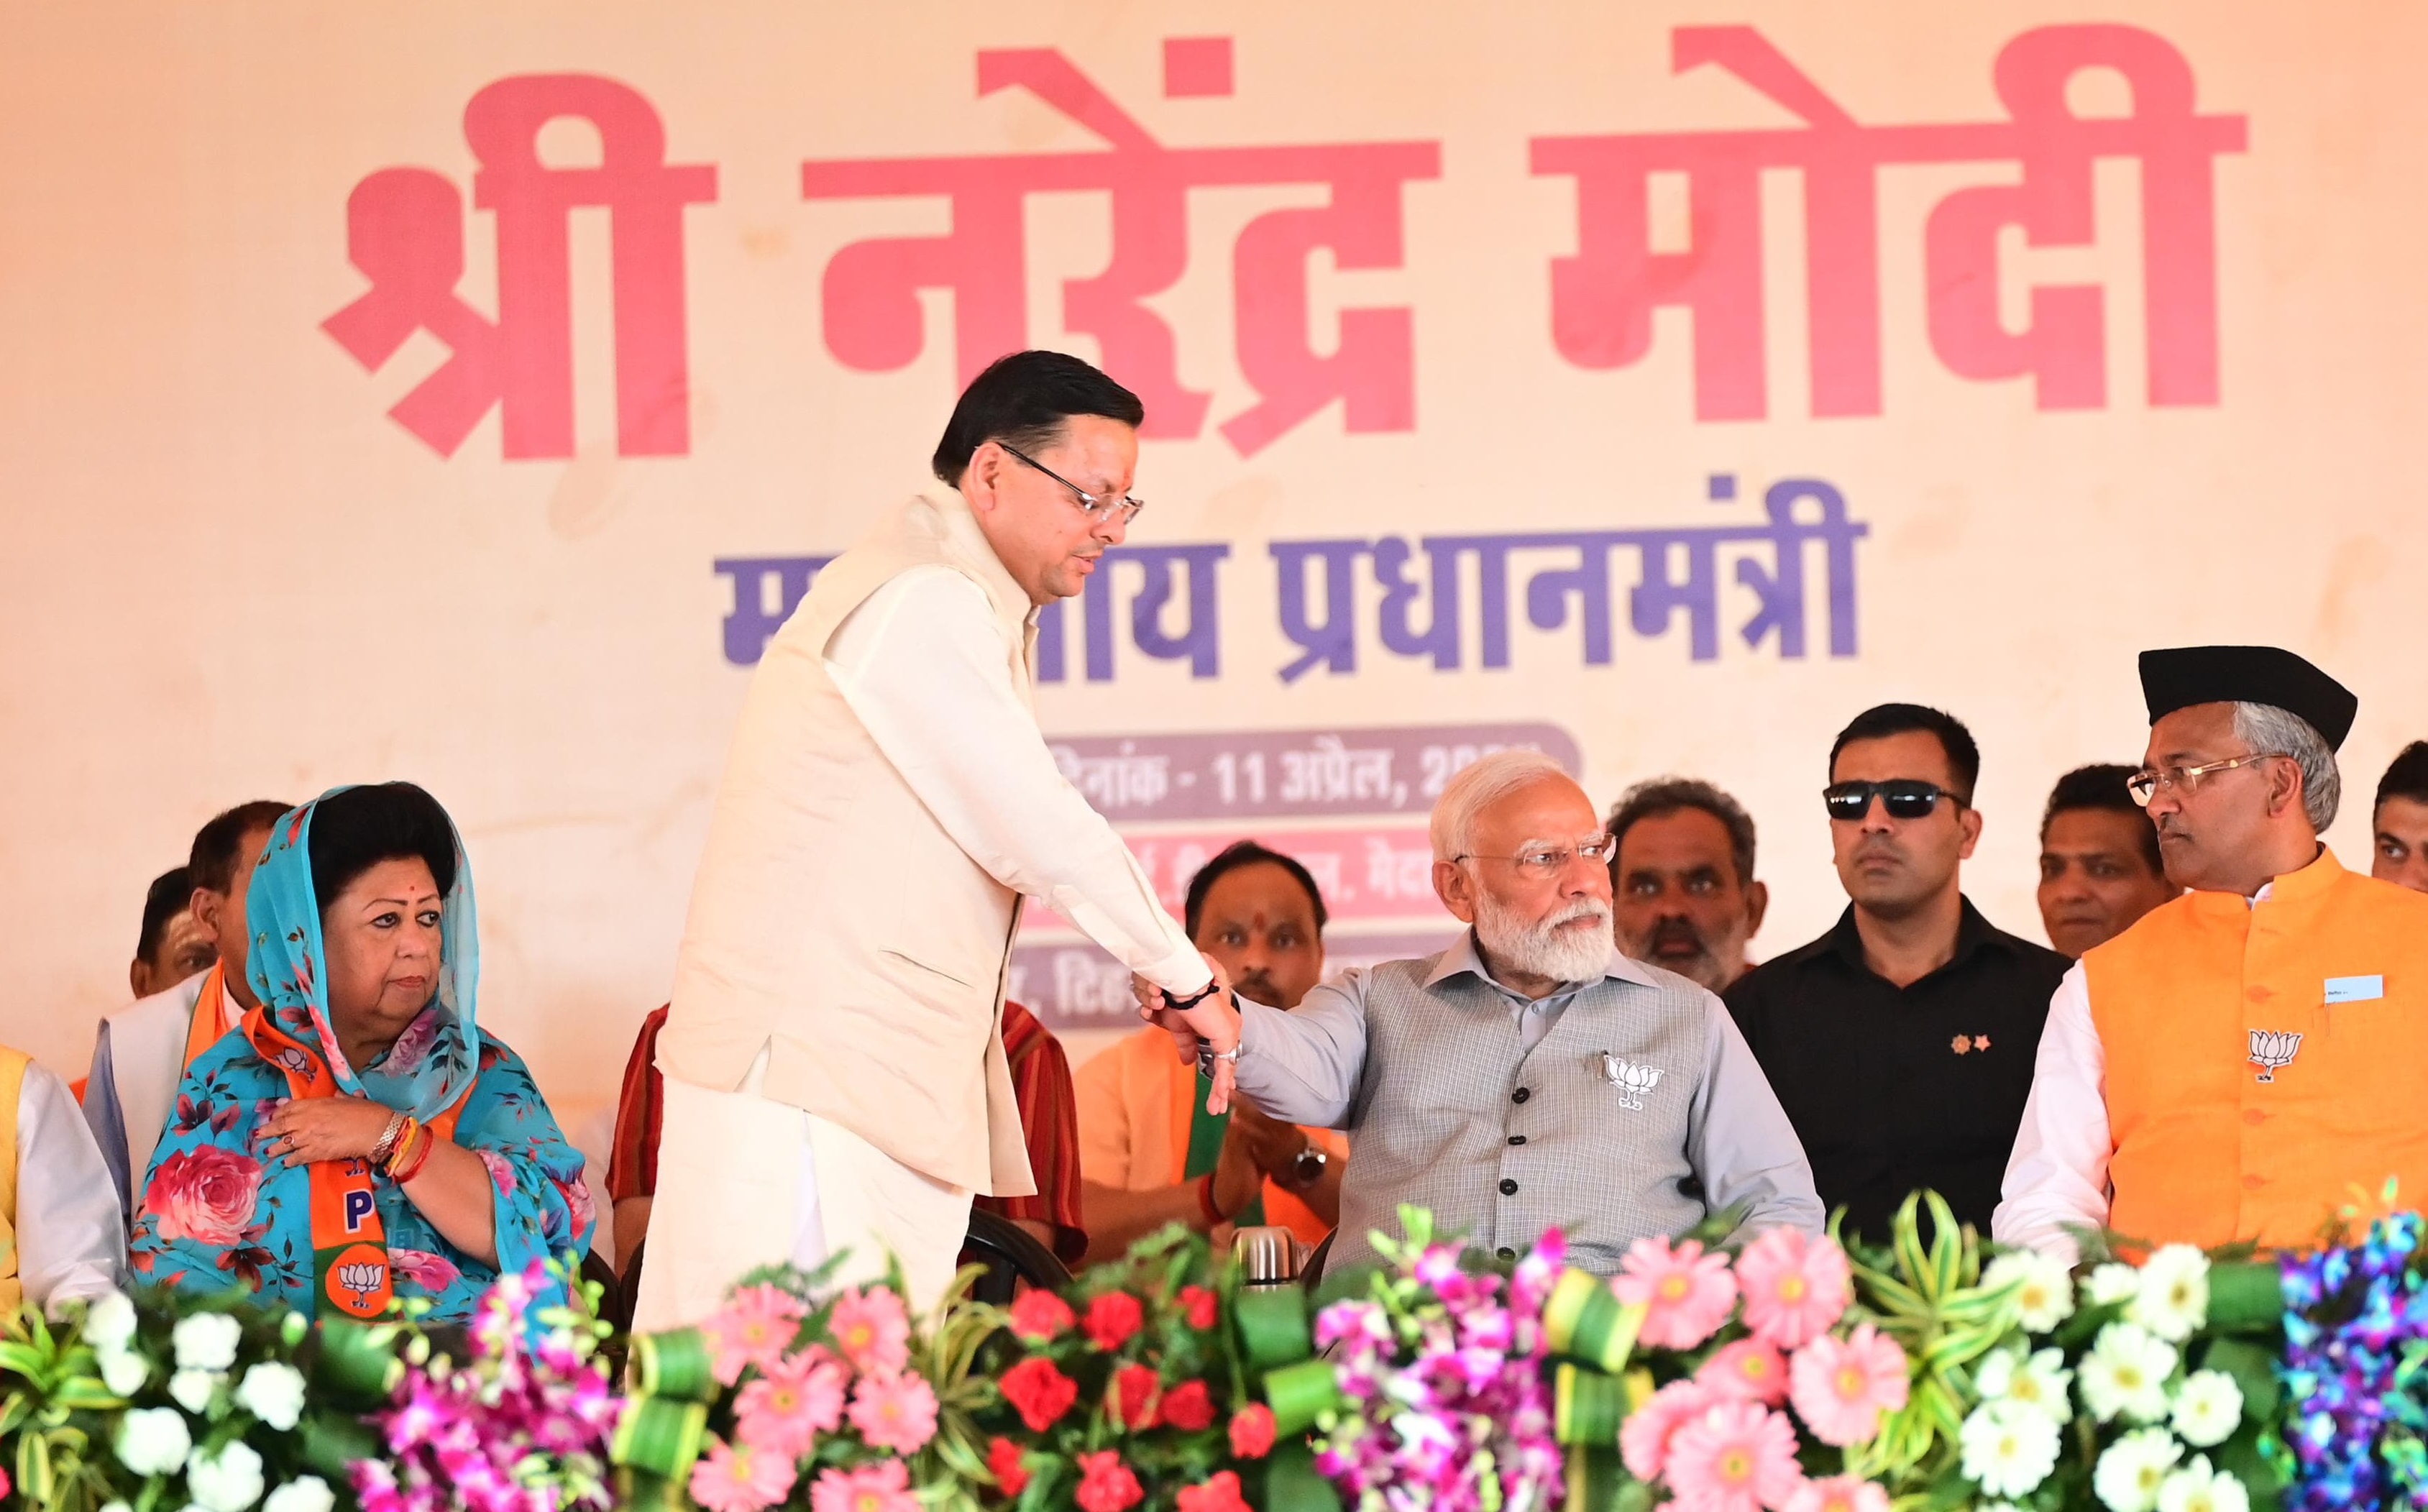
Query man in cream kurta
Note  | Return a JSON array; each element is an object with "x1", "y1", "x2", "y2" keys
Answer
[{"x1": 638, "y1": 354, "x2": 1214, "y2": 1324}]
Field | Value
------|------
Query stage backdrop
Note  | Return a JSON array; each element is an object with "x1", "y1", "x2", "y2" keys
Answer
[{"x1": 8, "y1": 2, "x2": 2425, "y2": 1130}]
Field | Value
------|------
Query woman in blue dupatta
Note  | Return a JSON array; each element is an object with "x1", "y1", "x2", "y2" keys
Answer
[{"x1": 130, "y1": 782, "x2": 593, "y2": 1320}]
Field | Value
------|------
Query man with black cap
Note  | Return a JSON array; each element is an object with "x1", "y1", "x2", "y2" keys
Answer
[{"x1": 1995, "y1": 646, "x2": 2428, "y2": 1260}]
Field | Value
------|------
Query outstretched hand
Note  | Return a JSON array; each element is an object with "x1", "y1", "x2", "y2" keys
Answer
[{"x1": 1134, "y1": 953, "x2": 1244, "y2": 1114}]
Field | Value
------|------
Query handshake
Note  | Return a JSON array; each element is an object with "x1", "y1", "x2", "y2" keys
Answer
[{"x1": 1132, "y1": 952, "x2": 1250, "y2": 1115}]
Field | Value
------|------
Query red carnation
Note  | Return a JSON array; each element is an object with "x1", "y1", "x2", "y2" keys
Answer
[
  {"x1": 999, "y1": 1356, "x2": 1079, "y2": 1431},
  {"x1": 1177, "y1": 1471, "x2": 1252, "y2": 1512},
  {"x1": 1083, "y1": 1291, "x2": 1145, "y2": 1351},
  {"x1": 1075, "y1": 1451, "x2": 1144, "y2": 1512},
  {"x1": 1178, "y1": 1284, "x2": 1218, "y2": 1331},
  {"x1": 1160, "y1": 1379, "x2": 1215, "y2": 1431},
  {"x1": 1007, "y1": 1288, "x2": 1076, "y2": 1343},
  {"x1": 986, "y1": 1437, "x2": 1030, "y2": 1498},
  {"x1": 1228, "y1": 1403, "x2": 1277, "y2": 1459},
  {"x1": 1112, "y1": 1363, "x2": 1161, "y2": 1431}
]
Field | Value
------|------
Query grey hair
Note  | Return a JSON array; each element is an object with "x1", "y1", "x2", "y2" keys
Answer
[
  {"x1": 2232, "y1": 701, "x2": 2340, "y2": 831},
  {"x1": 1429, "y1": 749, "x2": 1574, "y2": 862}
]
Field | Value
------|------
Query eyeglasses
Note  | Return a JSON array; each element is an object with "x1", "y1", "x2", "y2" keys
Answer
[
  {"x1": 2125, "y1": 753, "x2": 2284, "y2": 807},
  {"x1": 1823, "y1": 780, "x2": 1961, "y2": 822},
  {"x1": 1454, "y1": 834, "x2": 1618, "y2": 878},
  {"x1": 997, "y1": 442, "x2": 1146, "y2": 524}
]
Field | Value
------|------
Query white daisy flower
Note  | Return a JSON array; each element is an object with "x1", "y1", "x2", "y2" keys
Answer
[
  {"x1": 2080, "y1": 1321, "x2": 2178, "y2": 1424},
  {"x1": 2169, "y1": 1370, "x2": 2245, "y2": 1448},
  {"x1": 2094, "y1": 1427, "x2": 2185, "y2": 1512},
  {"x1": 2157, "y1": 1454, "x2": 2250, "y2": 1512},
  {"x1": 2129, "y1": 1245, "x2": 2212, "y2": 1342},
  {"x1": 1984, "y1": 1249, "x2": 2077, "y2": 1333},
  {"x1": 2086, "y1": 1262, "x2": 2143, "y2": 1306},
  {"x1": 1979, "y1": 1346, "x2": 2075, "y2": 1424},
  {"x1": 1960, "y1": 1399, "x2": 2063, "y2": 1499}
]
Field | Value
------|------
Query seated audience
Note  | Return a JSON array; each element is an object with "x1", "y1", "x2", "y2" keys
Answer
[
  {"x1": 1605, "y1": 777, "x2": 1769, "y2": 992},
  {"x1": 1147, "y1": 752, "x2": 1820, "y2": 1276},
  {"x1": 1727, "y1": 705, "x2": 2069, "y2": 1242},
  {"x1": 2372, "y1": 741, "x2": 2428, "y2": 892},
  {"x1": 130, "y1": 784, "x2": 592, "y2": 1320},
  {"x1": 0, "y1": 1040, "x2": 125, "y2": 1310},
  {"x1": 128, "y1": 867, "x2": 214, "y2": 999},
  {"x1": 610, "y1": 996, "x2": 1086, "y2": 1271},
  {"x1": 86, "y1": 800, "x2": 290, "y2": 1222},
  {"x1": 2035, "y1": 763, "x2": 2175, "y2": 956},
  {"x1": 1078, "y1": 842, "x2": 1347, "y2": 1263}
]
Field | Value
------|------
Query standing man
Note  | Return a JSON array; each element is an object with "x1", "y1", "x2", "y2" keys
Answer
[
  {"x1": 2370, "y1": 741, "x2": 2428, "y2": 892},
  {"x1": 1998, "y1": 648, "x2": 2428, "y2": 1259},
  {"x1": 86, "y1": 800, "x2": 290, "y2": 1222},
  {"x1": 1145, "y1": 752, "x2": 1821, "y2": 1276},
  {"x1": 1726, "y1": 705, "x2": 2069, "y2": 1241},
  {"x1": 1605, "y1": 777, "x2": 1769, "y2": 992},
  {"x1": 2035, "y1": 764, "x2": 2177, "y2": 956},
  {"x1": 641, "y1": 352, "x2": 1216, "y2": 1324}
]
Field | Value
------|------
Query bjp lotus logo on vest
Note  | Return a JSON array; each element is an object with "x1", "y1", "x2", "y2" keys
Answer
[
  {"x1": 1597, "y1": 1052, "x2": 1664, "y2": 1111},
  {"x1": 2248, "y1": 1029, "x2": 2303, "y2": 1083}
]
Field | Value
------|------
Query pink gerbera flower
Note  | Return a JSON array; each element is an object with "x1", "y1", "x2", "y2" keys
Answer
[
  {"x1": 1612, "y1": 1237, "x2": 1737, "y2": 1349},
  {"x1": 1662, "y1": 1400, "x2": 1805, "y2": 1512},
  {"x1": 736, "y1": 1347, "x2": 848, "y2": 1460},
  {"x1": 1735, "y1": 1228, "x2": 1853, "y2": 1350},
  {"x1": 828, "y1": 1287, "x2": 912, "y2": 1377},
  {"x1": 847, "y1": 1371, "x2": 939, "y2": 1453},
  {"x1": 1787, "y1": 1324, "x2": 1910, "y2": 1446},
  {"x1": 688, "y1": 1436, "x2": 797, "y2": 1512},
  {"x1": 1784, "y1": 1475, "x2": 1890, "y2": 1512},
  {"x1": 1620, "y1": 1378, "x2": 1718, "y2": 1480},
  {"x1": 810, "y1": 1459, "x2": 921, "y2": 1512},
  {"x1": 705, "y1": 1286, "x2": 810, "y2": 1385},
  {"x1": 1697, "y1": 1339, "x2": 1790, "y2": 1406}
]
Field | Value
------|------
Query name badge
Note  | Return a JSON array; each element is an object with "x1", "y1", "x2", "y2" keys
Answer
[{"x1": 2325, "y1": 975, "x2": 2386, "y2": 1004}]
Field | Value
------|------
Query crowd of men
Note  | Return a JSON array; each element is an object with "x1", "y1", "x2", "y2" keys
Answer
[{"x1": 12, "y1": 346, "x2": 2428, "y2": 1321}]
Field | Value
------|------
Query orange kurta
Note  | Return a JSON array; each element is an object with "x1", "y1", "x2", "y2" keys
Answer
[{"x1": 2087, "y1": 847, "x2": 2428, "y2": 1249}]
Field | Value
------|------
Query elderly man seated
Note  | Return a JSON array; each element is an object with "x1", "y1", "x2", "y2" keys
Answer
[{"x1": 1145, "y1": 751, "x2": 1821, "y2": 1275}]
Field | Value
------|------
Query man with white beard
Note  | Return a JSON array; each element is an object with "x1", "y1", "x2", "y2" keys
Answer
[{"x1": 1138, "y1": 751, "x2": 1820, "y2": 1275}]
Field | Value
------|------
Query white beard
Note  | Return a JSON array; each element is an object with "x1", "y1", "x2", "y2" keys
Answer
[{"x1": 1475, "y1": 892, "x2": 1614, "y2": 984}]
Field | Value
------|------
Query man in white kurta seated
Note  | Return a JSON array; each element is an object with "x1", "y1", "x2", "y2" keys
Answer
[
  {"x1": 84, "y1": 800, "x2": 290, "y2": 1222},
  {"x1": 0, "y1": 1042, "x2": 124, "y2": 1311},
  {"x1": 638, "y1": 352, "x2": 1219, "y2": 1324}
]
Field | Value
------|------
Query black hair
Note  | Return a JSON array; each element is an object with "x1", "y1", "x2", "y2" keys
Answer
[
  {"x1": 306, "y1": 782, "x2": 459, "y2": 917},
  {"x1": 2040, "y1": 763, "x2": 2163, "y2": 876},
  {"x1": 137, "y1": 866, "x2": 193, "y2": 963},
  {"x1": 930, "y1": 350, "x2": 1146, "y2": 487},
  {"x1": 1182, "y1": 840, "x2": 1329, "y2": 940},
  {"x1": 188, "y1": 799, "x2": 296, "y2": 896},
  {"x1": 1828, "y1": 703, "x2": 1982, "y2": 805},
  {"x1": 2377, "y1": 741, "x2": 2428, "y2": 814},
  {"x1": 1605, "y1": 777, "x2": 1758, "y2": 886}
]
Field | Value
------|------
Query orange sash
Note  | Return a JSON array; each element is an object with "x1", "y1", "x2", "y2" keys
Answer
[{"x1": 183, "y1": 963, "x2": 237, "y2": 1071}]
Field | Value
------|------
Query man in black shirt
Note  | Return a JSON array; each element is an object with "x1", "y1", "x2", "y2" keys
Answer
[{"x1": 1726, "y1": 704, "x2": 2069, "y2": 1242}]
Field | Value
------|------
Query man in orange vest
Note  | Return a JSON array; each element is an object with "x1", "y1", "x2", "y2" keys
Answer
[{"x1": 1995, "y1": 646, "x2": 2428, "y2": 1260}]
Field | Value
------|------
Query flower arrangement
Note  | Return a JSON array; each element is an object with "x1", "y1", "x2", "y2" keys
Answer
[{"x1": 2278, "y1": 1198, "x2": 2428, "y2": 1509}]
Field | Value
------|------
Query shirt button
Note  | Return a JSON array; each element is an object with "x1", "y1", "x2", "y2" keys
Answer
[
  {"x1": 1508, "y1": 1135, "x2": 1527, "y2": 1146},
  {"x1": 1512, "y1": 1088, "x2": 1531, "y2": 1104},
  {"x1": 2243, "y1": 1174, "x2": 2266, "y2": 1190},
  {"x1": 1500, "y1": 1178, "x2": 1518, "y2": 1196},
  {"x1": 2243, "y1": 1109, "x2": 2266, "y2": 1126},
  {"x1": 2247, "y1": 985, "x2": 2273, "y2": 1002},
  {"x1": 1495, "y1": 1246, "x2": 1516, "y2": 1262}
]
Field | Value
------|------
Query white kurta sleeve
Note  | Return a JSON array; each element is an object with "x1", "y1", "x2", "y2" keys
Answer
[
  {"x1": 1992, "y1": 962, "x2": 2112, "y2": 1264},
  {"x1": 825, "y1": 567, "x2": 1209, "y2": 994},
  {"x1": 15, "y1": 1063, "x2": 127, "y2": 1309}
]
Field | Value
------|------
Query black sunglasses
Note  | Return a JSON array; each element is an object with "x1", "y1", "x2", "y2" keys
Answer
[{"x1": 1823, "y1": 779, "x2": 1961, "y2": 821}]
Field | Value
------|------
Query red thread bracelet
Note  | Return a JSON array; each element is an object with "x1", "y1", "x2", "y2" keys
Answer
[{"x1": 1196, "y1": 1171, "x2": 1226, "y2": 1227}]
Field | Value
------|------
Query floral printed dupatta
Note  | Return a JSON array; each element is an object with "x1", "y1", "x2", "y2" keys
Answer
[{"x1": 241, "y1": 790, "x2": 480, "y2": 1318}]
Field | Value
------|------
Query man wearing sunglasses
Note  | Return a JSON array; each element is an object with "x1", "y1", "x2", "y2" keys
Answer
[
  {"x1": 1726, "y1": 704, "x2": 2070, "y2": 1244},
  {"x1": 638, "y1": 351, "x2": 1217, "y2": 1327},
  {"x1": 1998, "y1": 646, "x2": 2428, "y2": 1262}
]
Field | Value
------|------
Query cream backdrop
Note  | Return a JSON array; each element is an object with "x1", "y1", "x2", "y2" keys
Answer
[{"x1": 6, "y1": 3, "x2": 2425, "y2": 1136}]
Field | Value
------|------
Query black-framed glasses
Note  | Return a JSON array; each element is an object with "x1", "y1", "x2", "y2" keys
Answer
[
  {"x1": 997, "y1": 442, "x2": 1146, "y2": 524},
  {"x1": 1823, "y1": 779, "x2": 1961, "y2": 821},
  {"x1": 2125, "y1": 753, "x2": 2284, "y2": 807}
]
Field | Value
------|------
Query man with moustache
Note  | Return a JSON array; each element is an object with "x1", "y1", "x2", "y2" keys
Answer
[
  {"x1": 1140, "y1": 751, "x2": 1820, "y2": 1276},
  {"x1": 2035, "y1": 764, "x2": 2177, "y2": 956},
  {"x1": 1605, "y1": 778, "x2": 1769, "y2": 991},
  {"x1": 2369, "y1": 741, "x2": 2428, "y2": 892},
  {"x1": 1998, "y1": 648, "x2": 2428, "y2": 1260},
  {"x1": 1727, "y1": 705, "x2": 2069, "y2": 1241}
]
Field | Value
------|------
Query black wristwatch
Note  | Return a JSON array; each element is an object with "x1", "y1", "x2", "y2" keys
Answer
[{"x1": 1288, "y1": 1144, "x2": 1329, "y2": 1190}]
